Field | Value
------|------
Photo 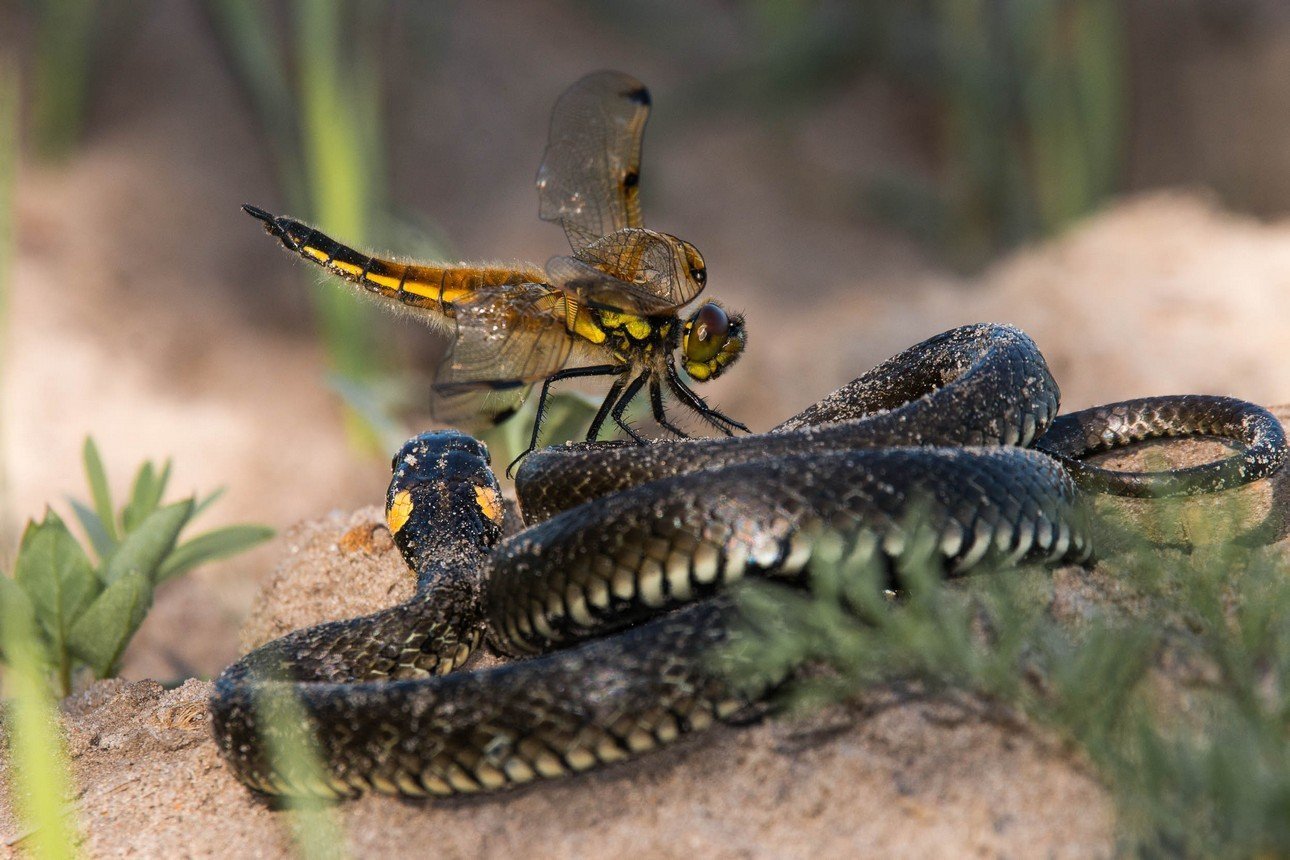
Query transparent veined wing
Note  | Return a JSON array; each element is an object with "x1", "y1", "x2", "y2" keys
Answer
[
  {"x1": 431, "y1": 284, "x2": 576, "y2": 427},
  {"x1": 562, "y1": 227, "x2": 707, "y2": 314},
  {"x1": 536, "y1": 70, "x2": 650, "y2": 252},
  {"x1": 545, "y1": 255, "x2": 683, "y2": 317}
]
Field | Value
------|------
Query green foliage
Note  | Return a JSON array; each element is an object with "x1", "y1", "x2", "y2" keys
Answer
[
  {"x1": 0, "y1": 61, "x2": 18, "y2": 552},
  {"x1": 253, "y1": 687, "x2": 349, "y2": 858},
  {"x1": 481, "y1": 390, "x2": 603, "y2": 471},
  {"x1": 30, "y1": 0, "x2": 98, "y2": 160},
  {"x1": 1, "y1": 438, "x2": 273, "y2": 696},
  {"x1": 664, "y1": 0, "x2": 1128, "y2": 267},
  {"x1": 724, "y1": 504, "x2": 1290, "y2": 855},
  {"x1": 202, "y1": 0, "x2": 445, "y2": 451},
  {"x1": 1, "y1": 588, "x2": 79, "y2": 859},
  {"x1": 932, "y1": 0, "x2": 1127, "y2": 266}
]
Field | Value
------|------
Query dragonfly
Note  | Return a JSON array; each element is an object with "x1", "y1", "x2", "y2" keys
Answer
[{"x1": 244, "y1": 70, "x2": 748, "y2": 470}]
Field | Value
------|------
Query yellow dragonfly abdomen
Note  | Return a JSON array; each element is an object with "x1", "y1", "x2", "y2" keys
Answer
[{"x1": 244, "y1": 204, "x2": 549, "y2": 334}]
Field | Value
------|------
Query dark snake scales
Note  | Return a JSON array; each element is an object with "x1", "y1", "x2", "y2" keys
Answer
[{"x1": 210, "y1": 323, "x2": 1287, "y2": 798}]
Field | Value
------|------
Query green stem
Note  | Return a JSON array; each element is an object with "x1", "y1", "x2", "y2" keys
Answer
[{"x1": 58, "y1": 653, "x2": 72, "y2": 699}]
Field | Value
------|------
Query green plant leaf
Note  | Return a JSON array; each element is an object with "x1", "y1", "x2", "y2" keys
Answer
[
  {"x1": 122, "y1": 460, "x2": 156, "y2": 531},
  {"x1": 68, "y1": 497, "x2": 116, "y2": 561},
  {"x1": 153, "y1": 458, "x2": 173, "y2": 505},
  {"x1": 156, "y1": 524, "x2": 275, "y2": 583},
  {"x1": 66, "y1": 569, "x2": 152, "y2": 677},
  {"x1": 101, "y1": 498, "x2": 194, "y2": 584},
  {"x1": 13, "y1": 509, "x2": 100, "y2": 653},
  {"x1": 82, "y1": 436, "x2": 118, "y2": 543},
  {"x1": 192, "y1": 485, "x2": 227, "y2": 521},
  {"x1": 0, "y1": 573, "x2": 49, "y2": 666}
]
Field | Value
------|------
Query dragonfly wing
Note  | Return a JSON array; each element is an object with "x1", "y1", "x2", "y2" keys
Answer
[
  {"x1": 536, "y1": 71, "x2": 650, "y2": 252},
  {"x1": 431, "y1": 285, "x2": 575, "y2": 428},
  {"x1": 545, "y1": 254, "x2": 683, "y2": 316},
  {"x1": 573, "y1": 228, "x2": 704, "y2": 310}
]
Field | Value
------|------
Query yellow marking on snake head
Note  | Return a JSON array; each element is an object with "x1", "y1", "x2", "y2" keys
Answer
[
  {"x1": 387, "y1": 489, "x2": 413, "y2": 534},
  {"x1": 475, "y1": 485, "x2": 504, "y2": 525}
]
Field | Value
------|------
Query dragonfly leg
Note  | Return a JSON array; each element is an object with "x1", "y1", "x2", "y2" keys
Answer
[
  {"x1": 584, "y1": 371, "x2": 630, "y2": 443},
  {"x1": 649, "y1": 376, "x2": 691, "y2": 438},
  {"x1": 609, "y1": 370, "x2": 651, "y2": 444},
  {"x1": 664, "y1": 358, "x2": 750, "y2": 436},
  {"x1": 506, "y1": 364, "x2": 624, "y2": 476}
]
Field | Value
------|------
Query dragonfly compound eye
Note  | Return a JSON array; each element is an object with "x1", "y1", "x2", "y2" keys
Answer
[
  {"x1": 678, "y1": 240, "x2": 707, "y2": 288},
  {"x1": 683, "y1": 303, "x2": 745, "y2": 381}
]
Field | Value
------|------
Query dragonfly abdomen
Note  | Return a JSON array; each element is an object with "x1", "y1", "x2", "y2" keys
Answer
[{"x1": 243, "y1": 204, "x2": 545, "y2": 322}]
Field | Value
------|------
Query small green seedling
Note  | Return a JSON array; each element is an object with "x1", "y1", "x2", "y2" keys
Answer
[{"x1": 0, "y1": 437, "x2": 274, "y2": 696}]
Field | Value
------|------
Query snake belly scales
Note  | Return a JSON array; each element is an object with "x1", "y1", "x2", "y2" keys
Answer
[{"x1": 210, "y1": 323, "x2": 1287, "y2": 798}]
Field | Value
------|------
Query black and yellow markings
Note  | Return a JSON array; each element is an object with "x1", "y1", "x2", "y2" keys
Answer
[
  {"x1": 557, "y1": 294, "x2": 609, "y2": 344},
  {"x1": 474, "y1": 484, "x2": 505, "y2": 525},
  {"x1": 386, "y1": 482, "x2": 502, "y2": 537},
  {"x1": 386, "y1": 489, "x2": 414, "y2": 535},
  {"x1": 244, "y1": 203, "x2": 544, "y2": 315},
  {"x1": 597, "y1": 309, "x2": 653, "y2": 341}
]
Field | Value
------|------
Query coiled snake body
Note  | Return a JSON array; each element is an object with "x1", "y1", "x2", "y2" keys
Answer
[{"x1": 210, "y1": 324, "x2": 1286, "y2": 798}]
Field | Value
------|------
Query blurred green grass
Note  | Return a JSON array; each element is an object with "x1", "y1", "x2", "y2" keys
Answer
[
  {"x1": 30, "y1": 0, "x2": 96, "y2": 161},
  {"x1": 0, "y1": 60, "x2": 15, "y2": 556},
  {"x1": 620, "y1": 0, "x2": 1128, "y2": 268},
  {"x1": 0, "y1": 62, "x2": 77, "y2": 860},
  {"x1": 251, "y1": 686, "x2": 349, "y2": 859},
  {"x1": 203, "y1": 0, "x2": 393, "y2": 447},
  {"x1": 1, "y1": 592, "x2": 80, "y2": 859}
]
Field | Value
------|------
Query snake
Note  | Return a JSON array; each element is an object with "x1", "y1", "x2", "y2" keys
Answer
[{"x1": 209, "y1": 323, "x2": 1286, "y2": 798}]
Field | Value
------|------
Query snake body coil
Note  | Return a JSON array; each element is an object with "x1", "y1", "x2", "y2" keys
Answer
[{"x1": 210, "y1": 323, "x2": 1286, "y2": 798}]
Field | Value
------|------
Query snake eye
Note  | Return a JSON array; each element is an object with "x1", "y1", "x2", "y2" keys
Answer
[{"x1": 684, "y1": 303, "x2": 729, "y2": 364}]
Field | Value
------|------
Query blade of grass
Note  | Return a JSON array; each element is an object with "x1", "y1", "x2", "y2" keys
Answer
[
  {"x1": 292, "y1": 0, "x2": 389, "y2": 454},
  {"x1": 81, "y1": 438, "x2": 119, "y2": 545},
  {"x1": 294, "y1": 0, "x2": 382, "y2": 385},
  {"x1": 1, "y1": 588, "x2": 80, "y2": 859},
  {"x1": 199, "y1": 0, "x2": 307, "y2": 209},
  {"x1": 255, "y1": 686, "x2": 349, "y2": 859},
  {"x1": 31, "y1": 0, "x2": 98, "y2": 160},
  {"x1": 0, "y1": 63, "x2": 17, "y2": 556}
]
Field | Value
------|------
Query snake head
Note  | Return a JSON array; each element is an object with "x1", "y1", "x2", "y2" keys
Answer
[{"x1": 386, "y1": 432, "x2": 505, "y2": 564}]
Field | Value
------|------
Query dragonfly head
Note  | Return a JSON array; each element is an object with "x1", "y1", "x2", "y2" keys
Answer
[
  {"x1": 677, "y1": 239, "x2": 707, "y2": 290},
  {"x1": 682, "y1": 301, "x2": 745, "y2": 381}
]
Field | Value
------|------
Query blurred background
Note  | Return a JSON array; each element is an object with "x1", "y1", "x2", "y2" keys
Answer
[{"x1": 1, "y1": 0, "x2": 1289, "y2": 680}]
